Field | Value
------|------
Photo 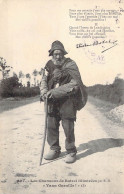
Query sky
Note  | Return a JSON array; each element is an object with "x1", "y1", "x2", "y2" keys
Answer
[{"x1": 0, "y1": 0, "x2": 124, "y2": 86}]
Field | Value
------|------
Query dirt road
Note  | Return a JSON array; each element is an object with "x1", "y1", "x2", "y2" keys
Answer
[{"x1": 0, "y1": 100, "x2": 124, "y2": 194}]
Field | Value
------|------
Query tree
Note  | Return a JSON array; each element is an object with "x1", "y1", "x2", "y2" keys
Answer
[
  {"x1": 0, "y1": 57, "x2": 13, "y2": 79},
  {"x1": 0, "y1": 76, "x2": 20, "y2": 97},
  {"x1": 32, "y1": 69, "x2": 38, "y2": 86},
  {"x1": 13, "y1": 72, "x2": 18, "y2": 78},
  {"x1": 19, "y1": 71, "x2": 25, "y2": 79},
  {"x1": 115, "y1": 73, "x2": 122, "y2": 80},
  {"x1": 26, "y1": 73, "x2": 31, "y2": 80},
  {"x1": 19, "y1": 71, "x2": 25, "y2": 85},
  {"x1": 26, "y1": 73, "x2": 31, "y2": 87}
]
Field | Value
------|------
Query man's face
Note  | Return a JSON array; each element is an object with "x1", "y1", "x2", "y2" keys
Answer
[{"x1": 52, "y1": 50, "x2": 64, "y2": 63}]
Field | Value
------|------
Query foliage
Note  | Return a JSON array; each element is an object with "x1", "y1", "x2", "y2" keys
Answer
[
  {"x1": 0, "y1": 75, "x2": 40, "y2": 98},
  {"x1": 0, "y1": 57, "x2": 12, "y2": 79},
  {"x1": 27, "y1": 81, "x2": 30, "y2": 87},
  {"x1": 87, "y1": 78, "x2": 124, "y2": 105},
  {"x1": 32, "y1": 69, "x2": 38, "y2": 77},
  {"x1": 19, "y1": 71, "x2": 25, "y2": 79},
  {"x1": 26, "y1": 73, "x2": 31, "y2": 79},
  {"x1": 13, "y1": 86, "x2": 40, "y2": 97},
  {"x1": 32, "y1": 69, "x2": 39, "y2": 86},
  {"x1": 0, "y1": 76, "x2": 20, "y2": 97}
]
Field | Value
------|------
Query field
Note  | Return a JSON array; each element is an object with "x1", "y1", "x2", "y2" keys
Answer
[{"x1": 0, "y1": 96, "x2": 39, "y2": 113}]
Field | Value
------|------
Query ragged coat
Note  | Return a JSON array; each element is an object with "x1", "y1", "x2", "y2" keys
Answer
[{"x1": 40, "y1": 58, "x2": 88, "y2": 119}]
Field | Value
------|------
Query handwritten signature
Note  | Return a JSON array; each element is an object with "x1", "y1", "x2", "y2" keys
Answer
[{"x1": 76, "y1": 40, "x2": 118, "y2": 48}]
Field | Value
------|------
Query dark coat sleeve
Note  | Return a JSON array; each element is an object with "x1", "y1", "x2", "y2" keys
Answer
[{"x1": 50, "y1": 79, "x2": 79, "y2": 99}]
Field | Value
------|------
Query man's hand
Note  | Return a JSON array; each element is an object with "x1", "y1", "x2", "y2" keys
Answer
[
  {"x1": 40, "y1": 95, "x2": 45, "y2": 102},
  {"x1": 40, "y1": 93, "x2": 47, "y2": 102},
  {"x1": 40, "y1": 91, "x2": 53, "y2": 102},
  {"x1": 46, "y1": 91, "x2": 53, "y2": 99}
]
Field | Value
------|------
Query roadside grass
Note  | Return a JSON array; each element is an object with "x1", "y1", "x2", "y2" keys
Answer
[
  {"x1": 88, "y1": 96, "x2": 118, "y2": 113},
  {"x1": 1, "y1": 95, "x2": 117, "y2": 114},
  {"x1": 88, "y1": 96, "x2": 124, "y2": 126},
  {"x1": 0, "y1": 96, "x2": 40, "y2": 113}
]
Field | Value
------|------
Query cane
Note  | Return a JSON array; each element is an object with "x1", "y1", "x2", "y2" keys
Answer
[{"x1": 40, "y1": 97, "x2": 48, "y2": 165}]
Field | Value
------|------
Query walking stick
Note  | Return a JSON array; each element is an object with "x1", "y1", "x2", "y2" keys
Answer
[{"x1": 40, "y1": 97, "x2": 48, "y2": 166}]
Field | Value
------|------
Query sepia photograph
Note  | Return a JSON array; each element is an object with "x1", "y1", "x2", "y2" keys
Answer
[{"x1": 0, "y1": 0, "x2": 124, "y2": 194}]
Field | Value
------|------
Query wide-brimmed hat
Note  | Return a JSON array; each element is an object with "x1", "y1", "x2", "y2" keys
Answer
[{"x1": 49, "y1": 40, "x2": 68, "y2": 56}]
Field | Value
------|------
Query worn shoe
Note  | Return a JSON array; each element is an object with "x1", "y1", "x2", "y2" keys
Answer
[
  {"x1": 65, "y1": 153, "x2": 76, "y2": 163},
  {"x1": 44, "y1": 150, "x2": 61, "y2": 160}
]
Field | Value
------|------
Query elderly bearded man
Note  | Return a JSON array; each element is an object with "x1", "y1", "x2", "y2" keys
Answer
[{"x1": 40, "y1": 40, "x2": 87, "y2": 163}]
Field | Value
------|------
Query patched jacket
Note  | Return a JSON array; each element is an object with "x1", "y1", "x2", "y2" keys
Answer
[
  {"x1": 40, "y1": 58, "x2": 87, "y2": 115},
  {"x1": 40, "y1": 61, "x2": 79, "y2": 102}
]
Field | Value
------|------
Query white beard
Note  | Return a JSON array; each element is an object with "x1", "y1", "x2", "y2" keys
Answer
[{"x1": 52, "y1": 57, "x2": 66, "y2": 68}]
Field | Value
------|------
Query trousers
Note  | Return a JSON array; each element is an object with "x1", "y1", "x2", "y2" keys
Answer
[{"x1": 47, "y1": 115, "x2": 77, "y2": 153}]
